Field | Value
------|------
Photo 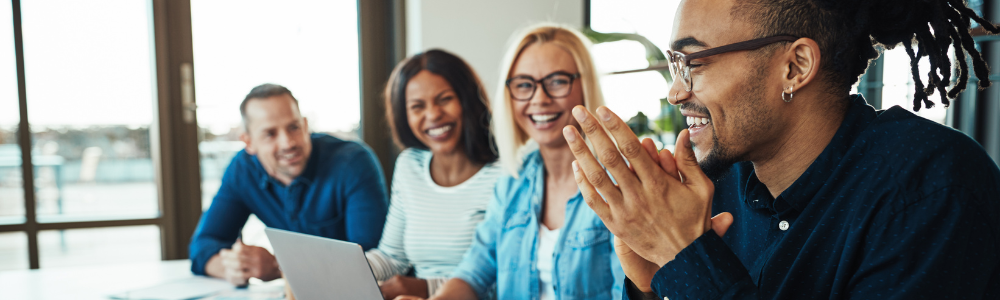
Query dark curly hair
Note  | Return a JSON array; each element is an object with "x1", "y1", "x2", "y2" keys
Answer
[
  {"x1": 735, "y1": 0, "x2": 999, "y2": 111},
  {"x1": 383, "y1": 49, "x2": 498, "y2": 165}
]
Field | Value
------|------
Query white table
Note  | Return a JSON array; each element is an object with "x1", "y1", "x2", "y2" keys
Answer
[{"x1": 0, "y1": 260, "x2": 284, "y2": 300}]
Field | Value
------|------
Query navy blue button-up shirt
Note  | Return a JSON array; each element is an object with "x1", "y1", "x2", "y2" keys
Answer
[
  {"x1": 630, "y1": 95, "x2": 1000, "y2": 299},
  {"x1": 189, "y1": 133, "x2": 389, "y2": 275}
]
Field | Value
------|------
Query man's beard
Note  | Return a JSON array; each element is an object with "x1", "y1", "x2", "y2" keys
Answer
[
  {"x1": 690, "y1": 67, "x2": 771, "y2": 180},
  {"x1": 698, "y1": 133, "x2": 737, "y2": 179}
]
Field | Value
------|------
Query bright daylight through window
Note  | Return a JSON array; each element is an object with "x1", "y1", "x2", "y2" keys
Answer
[{"x1": 191, "y1": 0, "x2": 361, "y2": 249}]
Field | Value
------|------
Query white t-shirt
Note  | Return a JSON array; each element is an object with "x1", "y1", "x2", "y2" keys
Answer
[
  {"x1": 537, "y1": 224, "x2": 561, "y2": 300},
  {"x1": 365, "y1": 148, "x2": 502, "y2": 295}
]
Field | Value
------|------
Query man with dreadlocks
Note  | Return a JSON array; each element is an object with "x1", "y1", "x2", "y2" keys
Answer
[{"x1": 561, "y1": 0, "x2": 1000, "y2": 298}]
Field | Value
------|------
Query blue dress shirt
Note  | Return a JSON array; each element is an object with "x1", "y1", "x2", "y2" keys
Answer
[
  {"x1": 189, "y1": 133, "x2": 389, "y2": 275},
  {"x1": 452, "y1": 150, "x2": 625, "y2": 300},
  {"x1": 627, "y1": 95, "x2": 1000, "y2": 299}
]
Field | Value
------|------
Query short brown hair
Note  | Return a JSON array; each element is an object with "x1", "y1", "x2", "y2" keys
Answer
[{"x1": 240, "y1": 83, "x2": 299, "y2": 129}]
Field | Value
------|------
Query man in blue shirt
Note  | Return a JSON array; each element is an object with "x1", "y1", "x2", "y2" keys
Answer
[
  {"x1": 563, "y1": 0, "x2": 1000, "y2": 299},
  {"x1": 189, "y1": 84, "x2": 388, "y2": 285}
]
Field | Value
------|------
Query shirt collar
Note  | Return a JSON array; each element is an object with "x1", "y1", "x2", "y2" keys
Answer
[
  {"x1": 522, "y1": 149, "x2": 582, "y2": 213},
  {"x1": 523, "y1": 150, "x2": 544, "y2": 209},
  {"x1": 742, "y1": 168, "x2": 773, "y2": 211},
  {"x1": 775, "y1": 94, "x2": 878, "y2": 212}
]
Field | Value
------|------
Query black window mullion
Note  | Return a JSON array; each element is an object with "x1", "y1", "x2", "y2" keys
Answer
[{"x1": 11, "y1": 0, "x2": 39, "y2": 270}]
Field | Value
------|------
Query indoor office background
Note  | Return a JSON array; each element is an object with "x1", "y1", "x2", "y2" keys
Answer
[{"x1": 0, "y1": 0, "x2": 998, "y2": 273}]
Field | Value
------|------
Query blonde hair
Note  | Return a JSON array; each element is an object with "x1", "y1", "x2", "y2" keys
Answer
[{"x1": 492, "y1": 23, "x2": 606, "y2": 177}]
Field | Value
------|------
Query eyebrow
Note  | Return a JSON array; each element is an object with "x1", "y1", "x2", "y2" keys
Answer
[
  {"x1": 671, "y1": 37, "x2": 708, "y2": 52},
  {"x1": 510, "y1": 70, "x2": 572, "y2": 79},
  {"x1": 433, "y1": 89, "x2": 453, "y2": 99},
  {"x1": 407, "y1": 89, "x2": 453, "y2": 102}
]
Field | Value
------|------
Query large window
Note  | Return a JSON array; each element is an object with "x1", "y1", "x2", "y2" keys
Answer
[
  {"x1": 23, "y1": 0, "x2": 159, "y2": 223},
  {"x1": 0, "y1": 0, "x2": 162, "y2": 271},
  {"x1": 191, "y1": 0, "x2": 361, "y2": 247},
  {"x1": 0, "y1": 0, "x2": 383, "y2": 271},
  {"x1": 1, "y1": 0, "x2": 22, "y2": 225}
]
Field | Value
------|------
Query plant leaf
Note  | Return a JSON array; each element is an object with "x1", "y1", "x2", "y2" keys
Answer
[{"x1": 582, "y1": 28, "x2": 671, "y2": 82}]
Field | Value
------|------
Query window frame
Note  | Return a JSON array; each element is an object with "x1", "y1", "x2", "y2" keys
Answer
[
  {"x1": 0, "y1": 0, "x2": 194, "y2": 269},
  {"x1": 1, "y1": 0, "x2": 403, "y2": 269}
]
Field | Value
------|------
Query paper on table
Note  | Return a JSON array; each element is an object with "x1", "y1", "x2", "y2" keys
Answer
[
  {"x1": 202, "y1": 289, "x2": 284, "y2": 300},
  {"x1": 202, "y1": 278, "x2": 286, "y2": 300},
  {"x1": 109, "y1": 276, "x2": 233, "y2": 300}
]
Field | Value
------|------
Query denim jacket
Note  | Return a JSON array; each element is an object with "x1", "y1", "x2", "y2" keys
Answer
[{"x1": 452, "y1": 150, "x2": 625, "y2": 300}]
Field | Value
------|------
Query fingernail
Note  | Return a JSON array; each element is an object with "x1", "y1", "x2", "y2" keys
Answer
[
  {"x1": 563, "y1": 126, "x2": 577, "y2": 142},
  {"x1": 597, "y1": 107, "x2": 611, "y2": 121},
  {"x1": 572, "y1": 160, "x2": 579, "y2": 172},
  {"x1": 572, "y1": 106, "x2": 587, "y2": 122},
  {"x1": 684, "y1": 130, "x2": 694, "y2": 149}
]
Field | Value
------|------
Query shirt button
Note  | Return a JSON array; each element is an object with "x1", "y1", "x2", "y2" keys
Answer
[{"x1": 778, "y1": 220, "x2": 790, "y2": 231}]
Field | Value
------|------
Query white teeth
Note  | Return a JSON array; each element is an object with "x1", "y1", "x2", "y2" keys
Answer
[
  {"x1": 686, "y1": 117, "x2": 711, "y2": 127},
  {"x1": 282, "y1": 153, "x2": 296, "y2": 159},
  {"x1": 427, "y1": 125, "x2": 453, "y2": 137},
  {"x1": 531, "y1": 113, "x2": 559, "y2": 123}
]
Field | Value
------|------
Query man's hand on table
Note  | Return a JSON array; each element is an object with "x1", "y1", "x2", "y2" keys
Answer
[
  {"x1": 218, "y1": 238, "x2": 281, "y2": 285},
  {"x1": 562, "y1": 106, "x2": 733, "y2": 292}
]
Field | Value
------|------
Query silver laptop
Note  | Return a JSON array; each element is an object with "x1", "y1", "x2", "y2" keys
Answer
[{"x1": 265, "y1": 227, "x2": 382, "y2": 300}]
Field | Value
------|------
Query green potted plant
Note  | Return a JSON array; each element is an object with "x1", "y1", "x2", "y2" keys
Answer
[{"x1": 582, "y1": 28, "x2": 685, "y2": 144}]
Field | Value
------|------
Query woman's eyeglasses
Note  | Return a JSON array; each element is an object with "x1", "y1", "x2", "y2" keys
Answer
[{"x1": 506, "y1": 71, "x2": 581, "y2": 101}]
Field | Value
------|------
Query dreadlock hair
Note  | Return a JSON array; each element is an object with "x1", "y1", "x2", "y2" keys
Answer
[{"x1": 734, "y1": 0, "x2": 1000, "y2": 111}]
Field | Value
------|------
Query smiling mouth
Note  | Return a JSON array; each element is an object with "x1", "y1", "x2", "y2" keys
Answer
[
  {"x1": 529, "y1": 112, "x2": 563, "y2": 125},
  {"x1": 279, "y1": 151, "x2": 302, "y2": 163},
  {"x1": 686, "y1": 116, "x2": 711, "y2": 129},
  {"x1": 426, "y1": 124, "x2": 454, "y2": 138}
]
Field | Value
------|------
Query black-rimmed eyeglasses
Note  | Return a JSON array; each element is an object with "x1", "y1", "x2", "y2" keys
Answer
[
  {"x1": 506, "y1": 71, "x2": 581, "y2": 101},
  {"x1": 667, "y1": 35, "x2": 798, "y2": 91},
  {"x1": 611, "y1": 35, "x2": 800, "y2": 92}
]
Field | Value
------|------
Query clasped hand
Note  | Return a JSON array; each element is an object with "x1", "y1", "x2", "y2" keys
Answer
[
  {"x1": 219, "y1": 239, "x2": 281, "y2": 285},
  {"x1": 562, "y1": 106, "x2": 732, "y2": 292}
]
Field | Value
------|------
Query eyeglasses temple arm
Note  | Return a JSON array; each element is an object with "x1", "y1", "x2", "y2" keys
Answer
[{"x1": 686, "y1": 35, "x2": 800, "y2": 61}]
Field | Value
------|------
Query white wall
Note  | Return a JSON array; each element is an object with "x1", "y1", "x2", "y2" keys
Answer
[{"x1": 406, "y1": 0, "x2": 585, "y2": 97}]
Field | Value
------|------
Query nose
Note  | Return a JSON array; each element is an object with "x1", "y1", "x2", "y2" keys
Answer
[
  {"x1": 529, "y1": 84, "x2": 553, "y2": 105},
  {"x1": 667, "y1": 78, "x2": 691, "y2": 105},
  {"x1": 277, "y1": 129, "x2": 298, "y2": 150},
  {"x1": 426, "y1": 102, "x2": 444, "y2": 121}
]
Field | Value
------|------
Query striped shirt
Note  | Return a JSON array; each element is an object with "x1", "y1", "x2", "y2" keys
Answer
[{"x1": 366, "y1": 148, "x2": 502, "y2": 296}]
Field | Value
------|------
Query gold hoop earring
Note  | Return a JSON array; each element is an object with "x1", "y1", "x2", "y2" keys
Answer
[{"x1": 782, "y1": 86, "x2": 794, "y2": 103}]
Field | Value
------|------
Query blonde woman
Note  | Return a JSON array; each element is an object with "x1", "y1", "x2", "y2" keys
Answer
[{"x1": 396, "y1": 24, "x2": 624, "y2": 300}]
